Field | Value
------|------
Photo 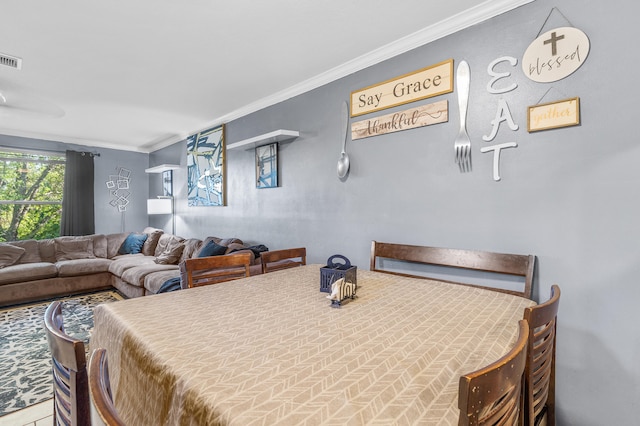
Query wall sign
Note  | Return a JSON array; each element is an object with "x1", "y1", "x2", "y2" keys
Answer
[
  {"x1": 522, "y1": 27, "x2": 590, "y2": 83},
  {"x1": 351, "y1": 100, "x2": 448, "y2": 140},
  {"x1": 481, "y1": 55, "x2": 520, "y2": 181},
  {"x1": 350, "y1": 59, "x2": 453, "y2": 117},
  {"x1": 528, "y1": 97, "x2": 580, "y2": 132}
]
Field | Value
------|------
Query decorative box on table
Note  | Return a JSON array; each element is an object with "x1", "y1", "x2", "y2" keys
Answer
[{"x1": 320, "y1": 254, "x2": 357, "y2": 293}]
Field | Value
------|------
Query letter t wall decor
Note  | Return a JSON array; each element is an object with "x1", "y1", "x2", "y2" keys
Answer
[{"x1": 187, "y1": 124, "x2": 226, "y2": 206}]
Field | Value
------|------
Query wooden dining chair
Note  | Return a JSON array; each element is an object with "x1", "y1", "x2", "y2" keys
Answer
[
  {"x1": 370, "y1": 241, "x2": 536, "y2": 299},
  {"x1": 89, "y1": 348, "x2": 126, "y2": 426},
  {"x1": 44, "y1": 301, "x2": 91, "y2": 426},
  {"x1": 458, "y1": 319, "x2": 529, "y2": 426},
  {"x1": 261, "y1": 247, "x2": 306, "y2": 274},
  {"x1": 180, "y1": 252, "x2": 252, "y2": 288},
  {"x1": 523, "y1": 285, "x2": 561, "y2": 426}
]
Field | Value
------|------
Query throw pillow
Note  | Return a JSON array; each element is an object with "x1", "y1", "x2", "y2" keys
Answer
[
  {"x1": 141, "y1": 230, "x2": 163, "y2": 256},
  {"x1": 118, "y1": 233, "x2": 148, "y2": 255},
  {"x1": 54, "y1": 238, "x2": 95, "y2": 261},
  {"x1": 10, "y1": 239, "x2": 42, "y2": 263},
  {"x1": 197, "y1": 240, "x2": 228, "y2": 257},
  {"x1": 0, "y1": 243, "x2": 25, "y2": 268},
  {"x1": 155, "y1": 238, "x2": 185, "y2": 264}
]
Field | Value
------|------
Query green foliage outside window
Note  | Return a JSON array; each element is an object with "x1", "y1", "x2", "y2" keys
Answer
[{"x1": 0, "y1": 151, "x2": 65, "y2": 242}]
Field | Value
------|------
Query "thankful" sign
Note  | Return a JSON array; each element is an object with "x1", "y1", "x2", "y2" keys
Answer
[{"x1": 351, "y1": 100, "x2": 448, "y2": 140}]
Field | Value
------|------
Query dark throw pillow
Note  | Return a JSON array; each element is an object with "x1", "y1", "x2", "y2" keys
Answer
[
  {"x1": 118, "y1": 233, "x2": 148, "y2": 255},
  {"x1": 157, "y1": 276, "x2": 182, "y2": 293},
  {"x1": 197, "y1": 240, "x2": 228, "y2": 257}
]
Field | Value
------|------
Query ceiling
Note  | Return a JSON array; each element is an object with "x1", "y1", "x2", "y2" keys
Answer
[{"x1": 0, "y1": 0, "x2": 532, "y2": 153}]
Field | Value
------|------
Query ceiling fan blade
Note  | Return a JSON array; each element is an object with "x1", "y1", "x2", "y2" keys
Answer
[{"x1": 0, "y1": 83, "x2": 65, "y2": 119}]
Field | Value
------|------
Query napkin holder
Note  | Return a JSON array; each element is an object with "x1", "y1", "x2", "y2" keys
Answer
[{"x1": 320, "y1": 254, "x2": 357, "y2": 293}]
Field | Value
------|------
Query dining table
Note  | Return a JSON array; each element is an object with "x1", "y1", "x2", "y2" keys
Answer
[{"x1": 90, "y1": 264, "x2": 535, "y2": 425}]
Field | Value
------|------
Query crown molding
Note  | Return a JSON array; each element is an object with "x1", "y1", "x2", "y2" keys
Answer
[
  {"x1": 142, "y1": 0, "x2": 537, "y2": 153},
  {"x1": 0, "y1": 127, "x2": 152, "y2": 153}
]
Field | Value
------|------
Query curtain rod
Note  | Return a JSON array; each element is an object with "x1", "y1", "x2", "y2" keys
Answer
[{"x1": 77, "y1": 150, "x2": 100, "y2": 157}]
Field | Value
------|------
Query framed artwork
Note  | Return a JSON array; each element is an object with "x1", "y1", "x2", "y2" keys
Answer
[
  {"x1": 187, "y1": 124, "x2": 226, "y2": 206},
  {"x1": 256, "y1": 142, "x2": 278, "y2": 188},
  {"x1": 162, "y1": 170, "x2": 173, "y2": 197}
]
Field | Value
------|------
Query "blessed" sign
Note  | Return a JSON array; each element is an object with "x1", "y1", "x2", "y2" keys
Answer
[
  {"x1": 350, "y1": 59, "x2": 453, "y2": 117},
  {"x1": 522, "y1": 27, "x2": 590, "y2": 83}
]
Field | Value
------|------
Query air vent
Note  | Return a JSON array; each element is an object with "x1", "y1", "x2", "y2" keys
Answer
[{"x1": 0, "y1": 53, "x2": 22, "y2": 70}]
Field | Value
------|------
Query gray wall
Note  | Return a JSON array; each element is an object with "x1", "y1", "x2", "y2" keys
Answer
[
  {"x1": 94, "y1": 148, "x2": 149, "y2": 234},
  {"x1": 150, "y1": 0, "x2": 638, "y2": 424},
  {"x1": 0, "y1": 134, "x2": 149, "y2": 235}
]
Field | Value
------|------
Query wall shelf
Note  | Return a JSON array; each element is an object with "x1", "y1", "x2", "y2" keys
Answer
[
  {"x1": 145, "y1": 164, "x2": 181, "y2": 173},
  {"x1": 227, "y1": 129, "x2": 299, "y2": 151}
]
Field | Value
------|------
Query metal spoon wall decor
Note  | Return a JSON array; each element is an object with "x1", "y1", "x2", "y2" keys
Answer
[{"x1": 337, "y1": 101, "x2": 350, "y2": 178}]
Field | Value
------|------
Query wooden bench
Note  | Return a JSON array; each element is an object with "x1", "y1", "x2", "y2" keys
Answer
[{"x1": 370, "y1": 241, "x2": 535, "y2": 299}]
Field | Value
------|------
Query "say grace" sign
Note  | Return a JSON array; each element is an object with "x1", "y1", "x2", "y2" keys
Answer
[{"x1": 350, "y1": 59, "x2": 453, "y2": 117}]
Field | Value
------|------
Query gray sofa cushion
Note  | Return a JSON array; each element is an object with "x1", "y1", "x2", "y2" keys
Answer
[
  {"x1": 106, "y1": 233, "x2": 129, "y2": 259},
  {"x1": 54, "y1": 237, "x2": 95, "y2": 261},
  {"x1": 144, "y1": 269, "x2": 182, "y2": 295},
  {"x1": 91, "y1": 234, "x2": 108, "y2": 258},
  {"x1": 10, "y1": 240, "x2": 42, "y2": 264},
  {"x1": 121, "y1": 263, "x2": 179, "y2": 288},
  {"x1": 38, "y1": 239, "x2": 57, "y2": 263},
  {"x1": 0, "y1": 262, "x2": 58, "y2": 285},
  {"x1": 56, "y1": 258, "x2": 112, "y2": 277},
  {"x1": 108, "y1": 254, "x2": 157, "y2": 277}
]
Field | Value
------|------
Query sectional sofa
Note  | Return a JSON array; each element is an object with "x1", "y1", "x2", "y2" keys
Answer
[{"x1": 0, "y1": 227, "x2": 262, "y2": 307}]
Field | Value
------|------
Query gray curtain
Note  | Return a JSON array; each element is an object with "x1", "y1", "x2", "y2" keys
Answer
[{"x1": 61, "y1": 150, "x2": 95, "y2": 236}]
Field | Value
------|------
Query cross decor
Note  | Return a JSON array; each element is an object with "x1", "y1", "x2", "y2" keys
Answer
[{"x1": 521, "y1": 26, "x2": 590, "y2": 83}]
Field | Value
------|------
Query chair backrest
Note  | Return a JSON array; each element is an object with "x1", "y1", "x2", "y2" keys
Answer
[
  {"x1": 370, "y1": 241, "x2": 536, "y2": 299},
  {"x1": 459, "y1": 319, "x2": 529, "y2": 426},
  {"x1": 261, "y1": 247, "x2": 306, "y2": 274},
  {"x1": 523, "y1": 285, "x2": 560, "y2": 426},
  {"x1": 180, "y1": 252, "x2": 252, "y2": 288},
  {"x1": 43, "y1": 301, "x2": 91, "y2": 426},
  {"x1": 89, "y1": 348, "x2": 126, "y2": 426}
]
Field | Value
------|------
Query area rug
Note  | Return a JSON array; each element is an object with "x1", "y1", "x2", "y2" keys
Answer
[{"x1": 0, "y1": 290, "x2": 124, "y2": 417}]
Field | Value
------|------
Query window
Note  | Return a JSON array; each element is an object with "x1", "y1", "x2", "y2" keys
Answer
[{"x1": 0, "y1": 150, "x2": 65, "y2": 241}]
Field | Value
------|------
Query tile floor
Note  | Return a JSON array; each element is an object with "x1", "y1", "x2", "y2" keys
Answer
[{"x1": 0, "y1": 399, "x2": 52, "y2": 426}]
